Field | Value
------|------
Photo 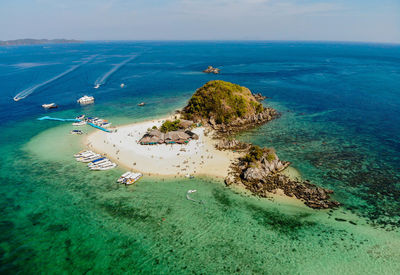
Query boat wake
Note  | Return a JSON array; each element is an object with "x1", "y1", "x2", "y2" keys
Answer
[
  {"x1": 94, "y1": 55, "x2": 137, "y2": 88},
  {"x1": 13, "y1": 55, "x2": 97, "y2": 102}
]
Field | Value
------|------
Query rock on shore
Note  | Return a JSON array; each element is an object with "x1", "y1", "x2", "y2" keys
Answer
[{"x1": 225, "y1": 147, "x2": 340, "y2": 209}]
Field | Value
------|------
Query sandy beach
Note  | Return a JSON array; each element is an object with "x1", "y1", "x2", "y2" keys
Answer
[{"x1": 84, "y1": 117, "x2": 240, "y2": 178}]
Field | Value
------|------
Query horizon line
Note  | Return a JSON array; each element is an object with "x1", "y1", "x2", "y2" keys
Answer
[{"x1": 1, "y1": 38, "x2": 399, "y2": 46}]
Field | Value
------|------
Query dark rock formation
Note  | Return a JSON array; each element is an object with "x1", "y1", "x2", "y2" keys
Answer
[
  {"x1": 252, "y1": 93, "x2": 267, "y2": 101},
  {"x1": 206, "y1": 107, "x2": 279, "y2": 135},
  {"x1": 216, "y1": 138, "x2": 250, "y2": 151},
  {"x1": 243, "y1": 174, "x2": 340, "y2": 209}
]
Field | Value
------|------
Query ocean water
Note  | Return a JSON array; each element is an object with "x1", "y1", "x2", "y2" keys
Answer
[{"x1": 0, "y1": 41, "x2": 400, "y2": 274}]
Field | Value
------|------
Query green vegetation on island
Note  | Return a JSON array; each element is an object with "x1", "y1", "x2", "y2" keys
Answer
[
  {"x1": 183, "y1": 80, "x2": 264, "y2": 124},
  {"x1": 243, "y1": 145, "x2": 276, "y2": 164},
  {"x1": 160, "y1": 119, "x2": 181, "y2": 133}
]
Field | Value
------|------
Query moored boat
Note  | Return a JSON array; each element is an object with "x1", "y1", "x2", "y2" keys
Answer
[
  {"x1": 77, "y1": 95, "x2": 95, "y2": 105},
  {"x1": 72, "y1": 121, "x2": 86, "y2": 126},
  {"x1": 118, "y1": 172, "x2": 143, "y2": 185},
  {"x1": 42, "y1": 103, "x2": 58, "y2": 109},
  {"x1": 90, "y1": 162, "x2": 117, "y2": 171}
]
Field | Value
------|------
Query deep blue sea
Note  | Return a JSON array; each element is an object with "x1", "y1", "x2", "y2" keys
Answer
[{"x1": 0, "y1": 42, "x2": 400, "y2": 274}]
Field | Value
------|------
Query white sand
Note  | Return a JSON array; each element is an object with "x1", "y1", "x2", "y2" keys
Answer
[{"x1": 84, "y1": 117, "x2": 240, "y2": 178}]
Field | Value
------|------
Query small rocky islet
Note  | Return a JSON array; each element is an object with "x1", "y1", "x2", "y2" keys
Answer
[
  {"x1": 180, "y1": 80, "x2": 340, "y2": 209},
  {"x1": 203, "y1": 65, "x2": 220, "y2": 74}
]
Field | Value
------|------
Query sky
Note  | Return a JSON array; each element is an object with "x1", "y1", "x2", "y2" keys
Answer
[{"x1": 0, "y1": 0, "x2": 399, "y2": 43}]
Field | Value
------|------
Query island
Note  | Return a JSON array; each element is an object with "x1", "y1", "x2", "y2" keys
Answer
[
  {"x1": 203, "y1": 66, "x2": 220, "y2": 74},
  {"x1": 0, "y1": 39, "x2": 82, "y2": 46},
  {"x1": 85, "y1": 80, "x2": 339, "y2": 209}
]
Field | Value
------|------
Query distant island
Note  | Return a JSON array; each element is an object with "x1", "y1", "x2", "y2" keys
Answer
[
  {"x1": 203, "y1": 65, "x2": 220, "y2": 74},
  {"x1": 0, "y1": 39, "x2": 82, "y2": 46}
]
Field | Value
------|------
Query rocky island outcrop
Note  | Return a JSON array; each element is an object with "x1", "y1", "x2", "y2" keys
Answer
[
  {"x1": 203, "y1": 66, "x2": 220, "y2": 74},
  {"x1": 182, "y1": 80, "x2": 278, "y2": 135},
  {"x1": 181, "y1": 80, "x2": 340, "y2": 209}
]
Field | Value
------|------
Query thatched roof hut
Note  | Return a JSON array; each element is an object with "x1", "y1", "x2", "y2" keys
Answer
[
  {"x1": 139, "y1": 129, "x2": 198, "y2": 145},
  {"x1": 164, "y1": 131, "x2": 191, "y2": 144},
  {"x1": 139, "y1": 130, "x2": 165, "y2": 144}
]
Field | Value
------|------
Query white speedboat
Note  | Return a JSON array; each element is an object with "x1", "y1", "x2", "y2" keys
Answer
[
  {"x1": 138, "y1": 102, "x2": 145, "y2": 106},
  {"x1": 77, "y1": 154, "x2": 102, "y2": 162},
  {"x1": 118, "y1": 172, "x2": 143, "y2": 185},
  {"x1": 72, "y1": 121, "x2": 86, "y2": 126},
  {"x1": 42, "y1": 103, "x2": 58, "y2": 109},
  {"x1": 90, "y1": 163, "x2": 117, "y2": 170},
  {"x1": 88, "y1": 159, "x2": 110, "y2": 167},
  {"x1": 120, "y1": 83, "x2": 125, "y2": 88},
  {"x1": 74, "y1": 150, "x2": 94, "y2": 158},
  {"x1": 94, "y1": 84, "x2": 100, "y2": 89},
  {"x1": 77, "y1": 95, "x2": 95, "y2": 105}
]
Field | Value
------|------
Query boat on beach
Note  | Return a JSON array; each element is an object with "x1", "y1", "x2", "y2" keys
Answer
[
  {"x1": 74, "y1": 150, "x2": 117, "y2": 170},
  {"x1": 117, "y1": 172, "x2": 143, "y2": 185},
  {"x1": 77, "y1": 95, "x2": 95, "y2": 105},
  {"x1": 90, "y1": 162, "x2": 117, "y2": 171},
  {"x1": 42, "y1": 103, "x2": 58, "y2": 109},
  {"x1": 74, "y1": 150, "x2": 94, "y2": 158},
  {"x1": 76, "y1": 151, "x2": 102, "y2": 162}
]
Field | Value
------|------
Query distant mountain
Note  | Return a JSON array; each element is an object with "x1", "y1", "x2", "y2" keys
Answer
[{"x1": 0, "y1": 39, "x2": 82, "y2": 46}]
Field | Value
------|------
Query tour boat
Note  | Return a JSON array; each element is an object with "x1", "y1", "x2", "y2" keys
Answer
[
  {"x1": 76, "y1": 154, "x2": 102, "y2": 162},
  {"x1": 42, "y1": 103, "x2": 58, "y2": 109},
  {"x1": 74, "y1": 150, "x2": 94, "y2": 158},
  {"x1": 77, "y1": 95, "x2": 95, "y2": 105},
  {"x1": 117, "y1": 172, "x2": 143, "y2": 184},
  {"x1": 72, "y1": 121, "x2": 86, "y2": 126},
  {"x1": 90, "y1": 163, "x2": 117, "y2": 171}
]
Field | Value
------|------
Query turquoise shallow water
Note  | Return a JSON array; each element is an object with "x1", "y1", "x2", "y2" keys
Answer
[{"x1": 0, "y1": 42, "x2": 400, "y2": 274}]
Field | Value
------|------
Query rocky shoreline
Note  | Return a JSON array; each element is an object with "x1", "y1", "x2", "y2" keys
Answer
[
  {"x1": 224, "y1": 147, "x2": 340, "y2": 209},
  {"x1": 194, "y1": 107, "x2": 279, "y2": 136}
]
